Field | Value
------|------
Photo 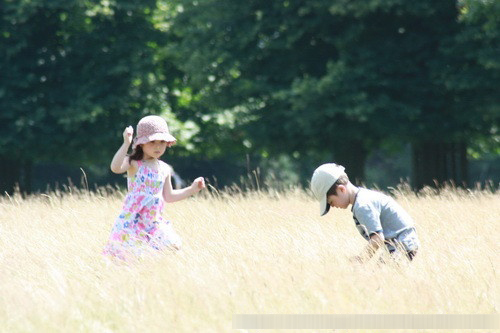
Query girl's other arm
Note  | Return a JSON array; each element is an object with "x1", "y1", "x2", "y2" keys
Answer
[
  {"x1": 163, "y1": 174, "x2": 205, "y2": 203},
  {"x1": 110, "y1": 126, "x2": 133, "y2": 174}
]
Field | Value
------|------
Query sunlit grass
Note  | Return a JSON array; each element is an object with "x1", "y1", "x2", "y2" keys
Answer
[{"x1": 0, "y1": 184, "x2": 498, "y2": 333}]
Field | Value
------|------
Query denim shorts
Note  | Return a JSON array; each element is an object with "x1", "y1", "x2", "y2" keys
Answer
[{"x1": 385, "y1": 227, "x2": 420, "y2": 260}]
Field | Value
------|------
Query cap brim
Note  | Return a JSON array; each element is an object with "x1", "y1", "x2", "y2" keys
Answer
[{"x1": 320, "y1": 195, "x2": 330, "y2": 216}]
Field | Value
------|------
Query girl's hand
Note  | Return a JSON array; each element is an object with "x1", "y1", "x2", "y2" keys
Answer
[
  {"x1": 123, "y1": 126, "x2": 134, "y2": 145},
  {"x1": 191, "y1": 177, "x2": 205, "y2": 193}
]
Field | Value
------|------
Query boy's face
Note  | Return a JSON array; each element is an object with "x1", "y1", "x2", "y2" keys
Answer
[{"x1": 327, "y1": 185, "x2": 350, "y2": 209}]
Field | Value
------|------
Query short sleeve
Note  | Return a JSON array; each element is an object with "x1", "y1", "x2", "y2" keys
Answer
[
  {"x1": 160, "y1": 161, "x2": 173, "y2": 177},
  {"x1": 354, "y1": 203, "x2": 383, "y2": 235}
]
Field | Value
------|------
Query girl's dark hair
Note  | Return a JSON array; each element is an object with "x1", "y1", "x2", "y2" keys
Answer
[
  {"x1": 326, "y1": 174, "x2": 349, "y2": 196},
  {"x1": 128, "y1": 145, "x2": 144, "y2": 161}
]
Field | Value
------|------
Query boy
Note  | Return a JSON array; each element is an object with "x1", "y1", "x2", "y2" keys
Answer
[{"x1": 311, "y1": 163, "x2": 420, "y2": 262}]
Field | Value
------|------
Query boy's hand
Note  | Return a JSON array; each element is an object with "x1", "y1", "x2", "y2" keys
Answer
[
  {"x1": 191, "y1": 177, "x2": 205, "y2": 192},
  {"x1": 349, "y1": 255, "x2": 363, "y2": 264},
  {"x1": 123, "y1": 126, "x2": 134, "y2": 145}
]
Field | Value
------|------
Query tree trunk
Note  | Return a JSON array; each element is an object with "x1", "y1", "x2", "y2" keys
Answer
[
  {"x1": 411, "y1": 141, "x2": 468, "y2": 190},
  {"x1": 334, "y1": 140, "x2": 367, "y2": 184},
  {"x1": 0, "y1": 156, "x2": 21, "y2": 195},
  {"x1": 21, "y1": 160, "x2": 33, "y2": 193},
  {"x1": 0, "y1": 156, "x2": 33, "y2": 195}
]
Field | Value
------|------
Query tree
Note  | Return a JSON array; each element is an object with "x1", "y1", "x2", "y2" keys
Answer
[
  {"x1": 167, "y1": 0, "x2": 486, "y2": 188},
  {"x1": 167, "y1": 0, "x2": 375, "y2": 182},
  {"x1": 428, "y1": 0, "x2": 500, "y2": 187},
  {"x1": 0, "y1": 0, "x2": 170, "y2": 193}
]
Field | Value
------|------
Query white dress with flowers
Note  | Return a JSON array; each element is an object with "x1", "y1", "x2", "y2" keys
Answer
[{"x1": 103, "y1": 160, "x2": 181, "y2": 260}]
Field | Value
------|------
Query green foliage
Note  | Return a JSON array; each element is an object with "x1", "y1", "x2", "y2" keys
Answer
[
  {"x1": 166, "y1": 0, "x2": 498, "y2": 185},
  {"x1": 166, "y1": 0, "x2": 478, "y2": 180},
  {"x1": 0, "y1": 0, "x2": 168, "y2": 166},
  {"x1": 1, "y1": 0, "x2": 498, "y2": 191},
  {"x1": 438, "y1": 0, "x2": 500, "y2": 148}
]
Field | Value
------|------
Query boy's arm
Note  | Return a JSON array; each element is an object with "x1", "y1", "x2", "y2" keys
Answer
[{"x1": 352, "y1": 232, "x2": 385, "y2": 263}]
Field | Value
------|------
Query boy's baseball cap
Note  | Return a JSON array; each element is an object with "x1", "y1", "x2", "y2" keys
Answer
[{"x1": 310, "y1": 163, "x2": 345, "y2": 216}]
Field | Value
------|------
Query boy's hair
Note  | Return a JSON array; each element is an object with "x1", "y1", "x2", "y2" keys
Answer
[
  {"x1": 128, "y1": 146, "x2": 144, "y2": 161},
  {"x1": 326, "y1": 174, "x2": 349, "y2": 196}
]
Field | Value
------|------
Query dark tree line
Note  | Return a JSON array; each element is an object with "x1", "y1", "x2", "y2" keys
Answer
[
  {"x1": 167, "y1": 0, "x2": 499, "y2": 188},
  {"x1": 0, "y1": 0, "x2": 498, "y2": 193}
]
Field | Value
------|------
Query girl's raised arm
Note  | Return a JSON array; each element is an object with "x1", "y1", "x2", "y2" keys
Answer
[{"x1": 110, "y1": 126, "x2": 134, "y2": 174}]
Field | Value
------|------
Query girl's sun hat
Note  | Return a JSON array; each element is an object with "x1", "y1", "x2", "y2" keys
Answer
[{"x1": 132, "y1": 115, "x2": 176, "y2": 149}]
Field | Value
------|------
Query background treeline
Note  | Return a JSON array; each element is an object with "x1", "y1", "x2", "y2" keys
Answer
[{"x1": 0, "y1": 0, "x2": 498, "y2": 194}]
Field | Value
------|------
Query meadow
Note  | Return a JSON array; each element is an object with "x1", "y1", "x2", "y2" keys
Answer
[{"x1": 0, "y1": 184, "x2": 498, "y2": 333}]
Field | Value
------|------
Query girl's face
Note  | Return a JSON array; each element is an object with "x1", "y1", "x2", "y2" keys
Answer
[
  {"x1": 141, "y1": 140, "x2": 168, "y2": 159},
  {"x1": 326, "y1": 185, "x2": 350, "y2": 209}
]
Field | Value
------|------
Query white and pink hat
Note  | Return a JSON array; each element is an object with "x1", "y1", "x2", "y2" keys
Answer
[{"x1": 132, "y1": 115, "x2": 176, "y2": 149}]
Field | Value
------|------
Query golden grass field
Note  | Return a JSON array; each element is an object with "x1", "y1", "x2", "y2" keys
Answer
[{"x1": 0, "y1": 184, "x2": 498, "y2": 333}]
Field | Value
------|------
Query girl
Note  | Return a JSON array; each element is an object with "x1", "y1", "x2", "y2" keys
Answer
[{"x1": 103, "y1": 115, "x2": 205, "y2": 260}]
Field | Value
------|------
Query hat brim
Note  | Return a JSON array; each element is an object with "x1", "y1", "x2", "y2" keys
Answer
[
  {"x1": 320, "y1": 195, "x2": 330, "y2": 216},
  {"x1": 132, "y1": 133, "x2": 176, "y2": 149}
]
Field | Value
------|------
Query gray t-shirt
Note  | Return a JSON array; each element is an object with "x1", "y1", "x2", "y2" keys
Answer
[{"x1": 352, "y1": 188, "x2": 415, "y2": 241}]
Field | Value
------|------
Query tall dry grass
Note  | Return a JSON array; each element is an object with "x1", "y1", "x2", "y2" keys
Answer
[{"x1": 0, "y1": 184, "x2": 498, "y2": 333}]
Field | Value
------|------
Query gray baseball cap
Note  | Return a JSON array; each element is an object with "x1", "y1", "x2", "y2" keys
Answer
[{"x1": 310, "y1": 163, "x2": 345, "y2": 216}]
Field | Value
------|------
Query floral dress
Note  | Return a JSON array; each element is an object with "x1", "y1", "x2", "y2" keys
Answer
[{"x1": 103, "y1": 160, "x2": 181, "y2": 260}]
